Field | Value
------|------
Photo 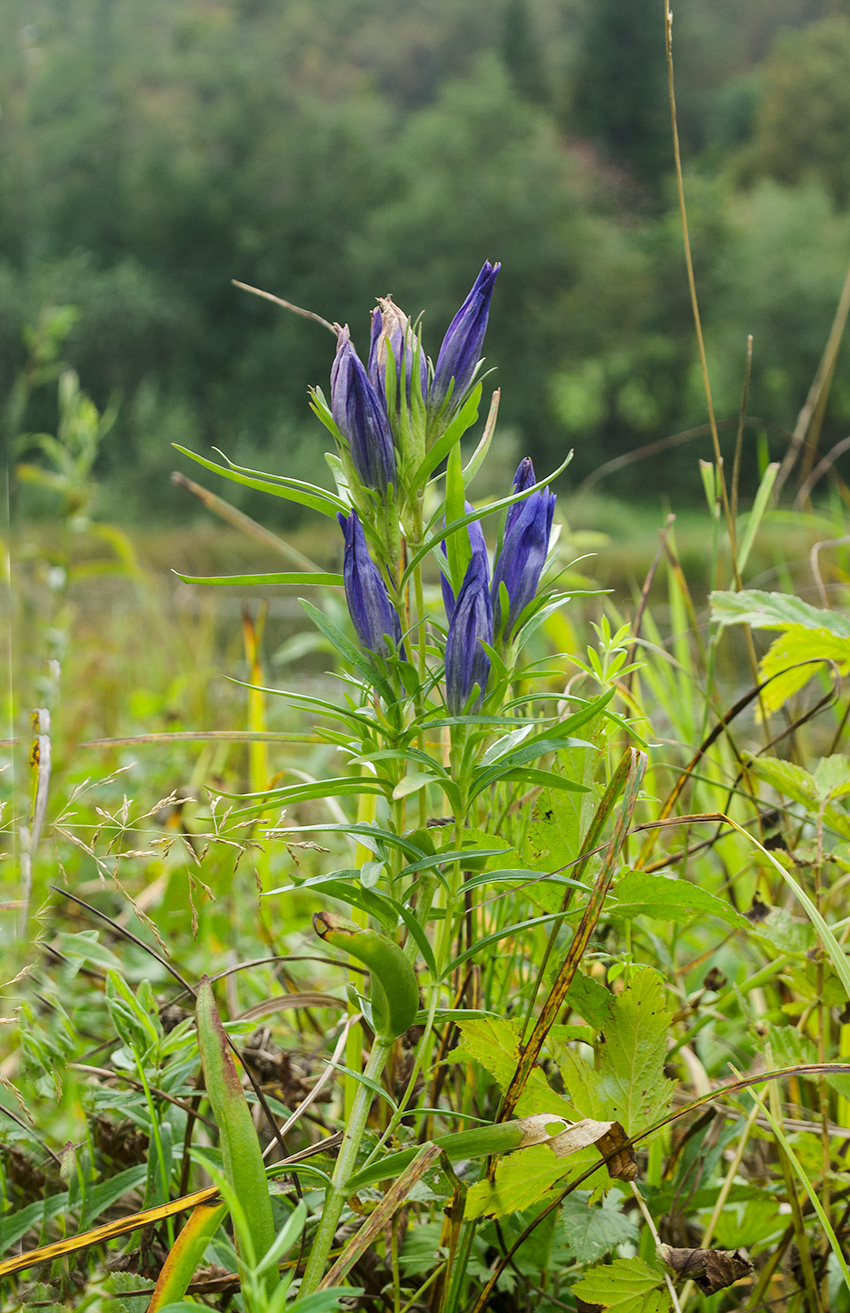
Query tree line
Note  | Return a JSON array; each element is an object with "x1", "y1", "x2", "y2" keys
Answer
[{"x1": 3, "y1": 0, "x2": 850, "y2": 519}]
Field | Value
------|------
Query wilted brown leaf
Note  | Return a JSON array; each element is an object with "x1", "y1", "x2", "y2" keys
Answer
[
  {"x1": 658, "y1": 1243, "x2": 753, "y2": 1293},
  {"x1": 550, "y1": 1118, "x2": 637, "y2": 1181}
]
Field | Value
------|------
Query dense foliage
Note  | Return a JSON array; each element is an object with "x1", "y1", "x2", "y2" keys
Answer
[
  {"x1": 2, "y1": 245, "x2": 850, "y2": 1310},
  {"x1": 4, "y1": 0, "x2": 850, "y2": 513}
]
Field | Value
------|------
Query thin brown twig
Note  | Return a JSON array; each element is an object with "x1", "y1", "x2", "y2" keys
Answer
[{"x1": 231, "y1": 280, "x2": 337, "y2": 336}]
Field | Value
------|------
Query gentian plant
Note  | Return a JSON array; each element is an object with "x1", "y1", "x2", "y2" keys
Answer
[{"x1": 172, "y1": 263, "x2": 647, "y2": 1309}]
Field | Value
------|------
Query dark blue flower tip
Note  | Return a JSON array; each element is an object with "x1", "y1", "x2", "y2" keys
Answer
[
  {"x1": 331, "y1": 326, "x2": 397, "y2": 492},
  {"x1": 440, "y1": 502, "x2": 489, "y2": 624},
  {"x1": 491, "y1": 460, "x2": 555, "y2": 639},
  {"x1": 503, "y1": 457, "x2": 537, "y2": 538},
  {"x1": 338, "y1": 510, "x2": 403, "y2": 658},
  {"x1": 445, "y1": 550, "x2": 493, "y2": 714},
  {"x1": 429, "y1": 261, "x2": 501, "y2": 417}
]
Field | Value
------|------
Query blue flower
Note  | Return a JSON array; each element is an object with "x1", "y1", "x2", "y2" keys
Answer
[
  {"x1": 331, "y1": 326, "x2": 397, "y2": 492},
  {"x1": 429, "y1": 261, "x2": 500, "y2": 417},
  {"x1": 337, "y1": 510, "x2": 403, "y2": 657},
  {"x1": 445, "y1": 551, "x2": 493, "y2": 714},
  {"x1": 368, "y1": 298, "x2": 426, "y2": 416},
  {"x1": 491, "y1": 459, "x2": 555, "y2": 639},
  {"x1": 440, "y1": 502, "x2": 489, "y2": 623}
]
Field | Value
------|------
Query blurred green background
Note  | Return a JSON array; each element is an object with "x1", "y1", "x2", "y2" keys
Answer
[{"x1": 3, "y1": 0, "x2": 850, "y2": 521}]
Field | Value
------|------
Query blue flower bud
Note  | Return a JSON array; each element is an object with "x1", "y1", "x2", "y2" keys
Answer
[
  {"x1": 445, "y1": 551, "x2": 493, "y2": 714},
  {"x1": 440, "y1": 503, "x2": 489, "y2": 623},
  {"x1": 368, "y1": 298, "x2": 426, "y2": 415},
  {"x1": 430, "y1": 261, "x2": 500, "y2": 417},
  {"x1": 491, "y1": 459, "x2": 555, "y2": 640},
  {"x1": 331, "y1": 326, "x2": 397, "y2": 492},
  {"x1": 337, "y1": 510, "x2": 403, "y2": 658}
]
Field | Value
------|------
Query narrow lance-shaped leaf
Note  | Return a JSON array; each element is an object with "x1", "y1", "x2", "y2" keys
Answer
[
  {"x1": 147, "y1": 1202, "x2": 227, "y2": 1312},
  {"x1": 195, "y1": 978, "x2": 276, "y2": 1295}
]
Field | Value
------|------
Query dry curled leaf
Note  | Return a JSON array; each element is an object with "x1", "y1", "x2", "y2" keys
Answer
[
  {"x1": 658, "y1": 1243, "x2": 753, "y2": 1293},
  {"x1": 550, "y1": 1118, "x2": 637, "y2": 1181}
]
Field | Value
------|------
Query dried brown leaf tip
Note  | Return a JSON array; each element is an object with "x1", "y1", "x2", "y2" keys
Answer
[
  {"x1": 658, "y1": 1244, "x2": 753, "y2": 1294},
  {"x1": 549, "y1": 1118, "x2": 637, "y2": 1182}
]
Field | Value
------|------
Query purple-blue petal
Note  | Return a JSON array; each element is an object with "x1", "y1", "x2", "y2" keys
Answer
[
  {"x1": 440, "y1": 503, "x2": 490, "y2": 624},
  {"x1": 430, "y1": 261, "x2": 500, "y2": 416},
  {"x1": 330, "y1": 328, "x2": 397, "y2": 491},
  {"x1": 445, "y1": 551, "x2": 493, "y2": 714},
  {"x1": 492, "y1": 467, "x2": 555, "y2": 639},
  {"x1": 338, "y1": 510, "x2": 403, "y2": 657}
]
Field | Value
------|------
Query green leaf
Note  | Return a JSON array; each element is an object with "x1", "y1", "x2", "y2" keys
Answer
[
  {"x1": 81, "y1": 1164, "x2": 148, "y2": 1229},
  {"x1": 572, "y1": 1257, "x2": 668, "y2": 1312},
  {"x1": 299, "y1": 599, "x2": 396, "y2": 702},
  {"x1": 391, "y1": 772, "x2": 437, "y2": 800},
  {"x1": 743, "y1": 755, "x2": 850, "y2": 839},
  {"x1": 451, "y1": 1016, "x2": 573, "y2": 1119},
  {"x1": 561, "y1": 1189, "x2": 638, "y2": 1264},
  {"x1": 175, "y1": 571, "x2": 343, "y2": 588},
  {"x1": 558, "y1": 967, "x2": 675, "y2": 1135},
  {"x1": 265, "y1": 822, "x2": 429, "y2": 863},
  {"x1": 0, "y1": 1192, "x2": 69, "y2": 1255},
  {"x1": 234, "y1": 776, "x2": 390, "y2": 811},
  {"x1": 711, "y1": 589, "x2": 850, "y2": 636},
  {"x1": 412, "y1": 384, "x2": 482, "y2": 487},
  {"x1": 465, "y1": 1143, "x2": 580, "y2": 1219},
  {"x1": 608, "y1": 869, "x2": 751, "y2": 929},
  {"x1": 54, "y1": 930, "x2": 123, "y2": 971},
  {"x1": 173, "y1": 445, "x2": 344, "y2": 517},
  {"x1": 474, "y1": 765, "x2": 590, "y2": 799},
  {"x1": 563, "y1": 973, "x2": 612, "y2": 1031},
  {"x1": 444, "y1": 439, "x2": 470, "y2": 590},
  {"x1": 467, "y1": 697, "x2": 613, "y2": 800},
  {"x1": 758, "y1": 626, "x2": 850, "y2": 713},
  {"x1": 399, "y1": 1220, "x2": 446, "y2": 1275},
  {"x1": 522, "y1": 717, "x2": 609, "y2": 912},
  {"x1": 106, "y1": 971, "x2": 161, "y2": 1053},
  {"x1": 735, "y1": 462, "x2": 778, "y2": 574},
  {"x1": 813, "y1": 754, "x2": 850, "y2": 802},
  {"x1": 196, "y1": 980, "x2": 276, "y2": 1292}
]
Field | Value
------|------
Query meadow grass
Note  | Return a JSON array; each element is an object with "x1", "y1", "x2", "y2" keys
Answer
[{"x1": 2, "y1": 478, "x2": 850, "y2": 1312}]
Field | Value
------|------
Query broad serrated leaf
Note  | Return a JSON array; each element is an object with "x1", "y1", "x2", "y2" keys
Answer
[
  {"x1": 711, "y1": 1196, "x2": 785, "y2": 1250},
  {"x1": 572, "y1": 1257, "x2": 668, "y2": 1313},
  {"x1": 758, "y1": 626, "x2": 850, "y2": 712},
  {"x1": 743, "y1": 755, "x2": 850, "y2": 839},
  {"x1": 450, "y1": 1017, "x2": 572, "y2": 1118},
  {"x1": 563, "y1": 972, "x2": 612, "y2": 1031},
  {"x1": 813, "y1": 754, "x2": 850, "y2": 802},
  {"x1": 608, "y1": 870, "x2": 750, "y2": 929},
  {"x1": 465, "y1": 1143, "x2": 596, "y2": 1219},
  {"x1": 710, "y1": 589, "x2": 850, "y2": 636},
  {"x1": 559, "y1": 967, "x2": 675, "y2": 1135},
  {"x1": 561, "y1": 1189, "x2": 638, "y2": 1263},
  {"x1": 711, "y1": 592, "x2": 850, "y2": 713}
]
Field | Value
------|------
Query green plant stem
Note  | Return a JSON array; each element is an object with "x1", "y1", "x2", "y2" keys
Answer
[
  {"x1": 135, "y1": 1052, "x2": 175, "y2": 1248},
  {"x1": 299, "y1": 1034, "x2": 393, "y2": 1295}
]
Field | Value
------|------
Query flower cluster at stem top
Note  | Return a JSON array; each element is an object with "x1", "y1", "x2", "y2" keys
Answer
[{"x1": 326, "y1": 261, "x2": 555, "y2": 714}]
